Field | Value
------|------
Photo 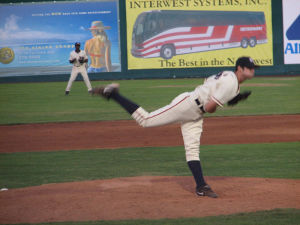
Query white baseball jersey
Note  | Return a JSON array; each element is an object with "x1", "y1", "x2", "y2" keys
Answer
[
  {"x1": 132, "y1": 71, "x2": 240, "y2": 162},
  {"x1": 69, "y1": 50, "x2": 88, "y2": 67},
  {"x1": 191, "y1": 70, "x2": 240, "y2": 107}
]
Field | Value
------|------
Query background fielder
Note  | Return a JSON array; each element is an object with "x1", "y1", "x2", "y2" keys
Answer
[
  {"x1": 65, "y1": 42, "x2": 92, "y2": 95},
  {"x1": 92, "y1": 56, "x2": 258, "y2": 198}
]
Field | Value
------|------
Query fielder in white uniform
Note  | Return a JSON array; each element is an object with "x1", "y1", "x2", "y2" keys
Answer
[
  {"x1": 92, "y1": 56, "x2": 259, "y2": 198},
  {"x1": 65, "y1": 42, "x2": 92, "y2": 95}
]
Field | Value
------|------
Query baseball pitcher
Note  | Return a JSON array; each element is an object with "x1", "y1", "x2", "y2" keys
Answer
[{"x1": 92, "y1": 56, "x2": 258, "y2": 198}]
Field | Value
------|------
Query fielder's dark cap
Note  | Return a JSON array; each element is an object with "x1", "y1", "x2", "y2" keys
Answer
[
  {"x1": 236, "y1": 56, "x2": 260, "y2": 69},
  {"x1": 75, "y1": 42, "x2": 80, "y2": 46}
]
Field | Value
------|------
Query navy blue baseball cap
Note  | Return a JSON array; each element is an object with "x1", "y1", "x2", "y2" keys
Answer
[
  {"x1": 75, "y1": 42, "x2": 80, "y2": 46},
  {"x1": 236, "y1": 56, "x2": 259, "y2": 69}
]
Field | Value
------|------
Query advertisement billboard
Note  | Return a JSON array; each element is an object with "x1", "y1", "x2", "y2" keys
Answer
[
  {"x1": 0, "y1": 0, "x2": 120, "y2": 77},
  {"x1": 126, "y1": 0, "x2": 273, "y2": 70},
  {"x1": 283, "y1": 0, "x2": 300, "y2": 64}
]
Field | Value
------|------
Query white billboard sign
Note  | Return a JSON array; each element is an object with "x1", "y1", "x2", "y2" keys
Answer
[{"x1": 283, "y1": 0, "x2": 300, "y2": 64}]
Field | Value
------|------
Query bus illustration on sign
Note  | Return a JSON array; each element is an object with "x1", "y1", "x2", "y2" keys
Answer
[{"x1": 131, "y1": 10, "x2": 267, "y2": 59}]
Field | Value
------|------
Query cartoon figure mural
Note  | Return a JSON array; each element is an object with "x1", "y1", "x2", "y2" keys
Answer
[{"x1": 84, "y1": 21, "x2": 112, "y2": 72}]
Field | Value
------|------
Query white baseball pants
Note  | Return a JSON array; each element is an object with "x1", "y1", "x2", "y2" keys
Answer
[
  {"x1": 131, "y1": 92, "x2": 204, "y2": 161},
  {"x1": 66, "y1": 66, "x2": 92, "y2": 92}
]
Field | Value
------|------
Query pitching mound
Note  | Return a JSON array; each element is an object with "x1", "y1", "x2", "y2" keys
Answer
[{"x1": 1, "y1": 176, "x2": 299, "y2": 224}]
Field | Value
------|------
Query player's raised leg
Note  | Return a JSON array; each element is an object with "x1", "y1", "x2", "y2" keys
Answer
[
  {"x1": 92, "y1": 83, "x2": 201, "y2": 127},
  {"x1": 92, "y1": 83, "x2": 140, "y2": 114}
]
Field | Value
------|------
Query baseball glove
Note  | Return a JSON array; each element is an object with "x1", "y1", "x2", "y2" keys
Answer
[
  {"x1": 227, "y1": 91, "x2": 252, "y2": 106},
  {"x1": 78, "y1": 57, "x2": 85, "y2": 64},
  {"x1": 69, "y1": 58, "x2": 76, "y2": 63}
]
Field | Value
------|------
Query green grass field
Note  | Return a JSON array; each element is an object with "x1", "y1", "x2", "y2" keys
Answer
[
  {"x1": 0, "y1": 76, "x2": 299, "y2": 124},
  {"x1": 0, "y1": 77, "x2": 299, "y2": 225},
  {"x1": 10, "y1": 209, "x2": 299, "y2": 225},
  {"x1": 1, "y1": 142, "x2": 299, "y2": 189}
]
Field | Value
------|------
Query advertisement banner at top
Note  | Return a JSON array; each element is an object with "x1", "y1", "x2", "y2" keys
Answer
[
  {"x1": 283, "y1": 0, "x2": 300, "y2": 64},
  {"x1": 126, "y1": 0, "x2": 273, "y2": 70},
  {"x1": 0, "y1": 0, "x2": 120, "y2": 77}
]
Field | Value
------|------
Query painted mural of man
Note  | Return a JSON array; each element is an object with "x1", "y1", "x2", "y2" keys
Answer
[{"x1": 84, "y1": 21, "x2": 112, "y2": 73}]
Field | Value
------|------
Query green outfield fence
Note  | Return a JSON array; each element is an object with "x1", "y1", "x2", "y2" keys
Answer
[{"x1": 0, "y1": 0, "x2": 299, "y2": 83}]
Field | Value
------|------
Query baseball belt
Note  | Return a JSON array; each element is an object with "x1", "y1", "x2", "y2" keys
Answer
[{"x1": 195, "y1": 99, "x2": 206, "y2": 113}]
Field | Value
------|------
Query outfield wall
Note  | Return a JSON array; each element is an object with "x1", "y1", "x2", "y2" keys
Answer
[{"x1": 0, "y1": 0, "x2": 299, "y2": 83}]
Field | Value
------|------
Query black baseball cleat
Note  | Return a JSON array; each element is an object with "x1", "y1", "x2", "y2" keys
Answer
[
  {"x1": 92, "y1": 83, "x2": 119, "y2": 100},
  {"x1": 65, "y1": 91, "x2": 69, "y2": 96},
  {"x1": 196, "y1": 184, "x2": 218, "y2": 198}
]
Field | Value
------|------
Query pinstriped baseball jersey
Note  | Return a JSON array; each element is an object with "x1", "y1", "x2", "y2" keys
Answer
[
  {"x1": 192, "y1": 71, "x2": 240, "y2": 107},
  {"x1": 69, "y1": 50, "x2": 88, "y2": 67}
]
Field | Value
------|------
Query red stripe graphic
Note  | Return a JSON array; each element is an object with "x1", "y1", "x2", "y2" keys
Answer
[
  {"x1": 132, "y1": 24, "x2": 266, "y2": 58},
  {"x1": 144, "y1": 95, "x2": 190, "y2": 121}
]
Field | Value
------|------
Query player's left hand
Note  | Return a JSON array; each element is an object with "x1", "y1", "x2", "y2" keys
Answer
[{"x1": 227, "y1": 91, "x2": 251, "y2": 106}]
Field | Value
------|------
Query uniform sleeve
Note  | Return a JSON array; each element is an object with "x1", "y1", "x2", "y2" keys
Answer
[
  {"x1": 69, "y1": 52, "x2": 73, "y2": 61},
  {"x1": 211, "y1": 73, "x2": 239, "y2": 107}
]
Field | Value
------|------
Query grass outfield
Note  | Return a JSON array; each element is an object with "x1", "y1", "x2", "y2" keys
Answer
[
  {"x1": 0, "y1": 76, "x2": 299, "y2": 124},
  {"x1": 8, "y1": 209, "x2": 299, "y2": 225},
  {"x1": 1, "y1": 142, "x2": 299, "y2": 189}
]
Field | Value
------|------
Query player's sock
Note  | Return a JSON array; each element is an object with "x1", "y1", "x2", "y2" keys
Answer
[
  {"x1": 111, "y1": 92, "x2": 139, "y2": 114},
  {"x1": 187, "y1": 160, "x2": 206, "y2": 188}
]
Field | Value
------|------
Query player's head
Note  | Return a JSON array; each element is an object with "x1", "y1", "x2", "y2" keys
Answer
[
  {"x1": 235, "y1": 56, "x2": 259, "y2": 81},
  {"x1": 235, "y1": 56, "x2": 259, "y2": 71},
  {"x1": 75, "y1": 42, "x2": 81, "y2": 49}
]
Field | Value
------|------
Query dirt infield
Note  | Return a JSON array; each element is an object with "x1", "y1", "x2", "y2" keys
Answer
[
  {"x1": 0, "y1": 114, "x2": 300, "y2": 224},
  {"x1": 1, "y1": 114, "x2": 300, "y2": 153}
]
